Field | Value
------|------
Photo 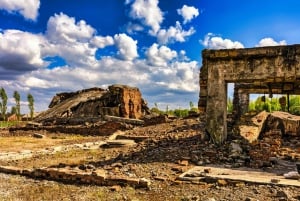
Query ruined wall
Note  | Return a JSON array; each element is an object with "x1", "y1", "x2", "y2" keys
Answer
[
  {"x1": 199, "y1": 44, "x2": 300, "y2": 145},
  {"x1": 108, "y1": 85, "x2": 143, "y2": 119}
]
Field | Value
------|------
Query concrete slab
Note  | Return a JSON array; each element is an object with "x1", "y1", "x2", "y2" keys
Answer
[{"x1": 178, "y1": 166, "x2": 300, "y2": 187}]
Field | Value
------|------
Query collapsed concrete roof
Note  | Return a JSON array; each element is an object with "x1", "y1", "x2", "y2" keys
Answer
[{"x1": 35, "y1": 84, "x2": 150, "y2": 123}]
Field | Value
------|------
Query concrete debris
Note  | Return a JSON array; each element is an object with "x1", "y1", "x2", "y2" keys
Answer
[
  {"x1": 35, "y1": 84, "x2": 150, "y2": 124},
  {"x1": 283, "y1": 171, "x2": 300, "y2": 180}
]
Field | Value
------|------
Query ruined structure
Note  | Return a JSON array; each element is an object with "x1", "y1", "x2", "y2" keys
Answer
[
  {"x1": 199, "y1": 44, "x2": 300, "y2": 145},
  {"x1": 35, "y1": 84, "x2": 150, "y2": 123}
]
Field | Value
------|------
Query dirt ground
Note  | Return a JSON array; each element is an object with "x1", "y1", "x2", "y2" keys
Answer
[{"x1": 0, "y1": 117, "x2": 299, "y2": 201}]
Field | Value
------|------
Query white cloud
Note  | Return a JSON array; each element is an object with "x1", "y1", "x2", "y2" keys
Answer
[
  {"x1": 45, "y1": 13, "x2": 99, "y2": 68},
  {"x1": 0, "y1": 29, "x2": 46, "y2": 77},
  {"x1": 157, "y1": 21, "x2": 195, "y2": 44},
  {"x1": 125, "y1": 22, "x2": 144, "y2": 34},
  {"x1": 90, "y1": 36, "x2": 114, "y2": 48},
  {"x1": 114, "y1": 33, "x2": 138, "y2": 61},
  {"x1": 0, "y1": 12, "x2": 200, "y2": 113},
  {"x1": 46, "y1": 13, "x2": 95, "y2": 44},
  {"x1": 128, "y1": 0, "x2": 163, "y2": 35},
  {"x1": 23, "y1": 77, "x2": 53, "y2": 89},
  {"x1": 201, "y1": 33, "x2": 244, "y2": 49},
  {"x1": 149, "y1": 60, "x2": 198, "y2": 92},
  {"x1": 0, "y1": 0, "x2": 40, "y2": 20},
  {"x1": 146, "y1": 43, "x2": 177, "y2": 66},
  {"x1": 256, "y1": 37, "x2": 287, "y2": 47},
  {"x1": 177, "y1": 5, "x2": 199, "y2": 24}
]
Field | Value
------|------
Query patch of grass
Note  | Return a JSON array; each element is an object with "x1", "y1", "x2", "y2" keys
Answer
[{"x1": 0, "y1": 121, "x2": 27, "y2": 128}]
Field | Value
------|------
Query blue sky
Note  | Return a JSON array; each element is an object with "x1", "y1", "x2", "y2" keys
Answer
[{"x1": 0, "y1": 0, "x2": 299, "y2": 113}]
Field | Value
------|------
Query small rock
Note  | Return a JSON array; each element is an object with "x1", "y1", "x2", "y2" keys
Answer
[
  {"x1": 196, "y1": 160, "x2": 204, "y2": 166},
  {"x1": 178, "y1": 160, "x2": 189, "y2": 166},
  {"x1": 235, "y1": 182, "x2": 245, "y2": 187},
  {"x1": 111, "y1": 162, "x2": 123, "y2": 168},
  {"x1": 283, "y1": 171, "x2": 300, "y2": 179},
  {"x1": 231, "y1": 142, "x2": 242, "y2": 153},
  {"x1": 33, "y1": 133, "x2": 45, "y2": 138},
  {"x1": 276, "y1": 190, "x2": 290, "y2": 200},
  {"x1": 154, "y1": 176, "x2": 167, "y2": 181},
  {"x1": 171, "y1": 166, "x2": 184, "y2": 173},
  {"x1": 109, "y1": 185, "x2": 122, "y2": 192},
  {"x1": 139, "y1": 178, "x2": 151, "y2": 189},
  {"x1": 217, "y1": 179, "x2": 227, "y2": 186},
  {"x1": 78, "y1": 164, "x2": 87, "y2": 170},
  {"x1": 244, "y1": 197, "x2": 257, "y2": 201},
  {"x1": 271, "y1": 178, "x2": 280, "y2": 183},
  {"x1": 269, "y1": 157, "x2": 278, "y2": 164},
  {"x1": 204, "y1": 168, "x2": 211, "y2": 173}
]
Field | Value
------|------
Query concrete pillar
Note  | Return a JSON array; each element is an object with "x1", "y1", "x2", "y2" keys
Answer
[
  {"x1": 198, "y1": 65, "x2": 208, "y2": 113},
  {"x1": 233, "y1": 84, "x2": 249, "y2": 120},
  {"x1": 239, "y1": 91, "x2": 249, "y2": 114},
  {"x1": 206, "y1": 66, "x2": 227, "y2": 145}
]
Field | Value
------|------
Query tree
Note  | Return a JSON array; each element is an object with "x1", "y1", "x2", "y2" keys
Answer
[
  {"x1": 0, "y1": 88, "x2": 8, "y2": 121},
  {"x1": 227, "y1": 98, "x2": 233, "y2": 113},
  {"x1": 13, "y1": 91, "x2": 21, "y2": 121},
  {"x1": 27, "y1": 93, "x2": 34, "y2": 120},
  {"x1": 10, "y1": 106, "x2": 17, "y2": 115},
  {"x1": 189, "y1": 101, "x2": 198, "y2": 113}
]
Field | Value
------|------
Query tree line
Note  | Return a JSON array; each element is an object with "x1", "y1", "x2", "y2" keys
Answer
[
  {"x1": 150, "y1": 101, "x2": 198, "y2": 118},
  {"x1": 0, "y1": 87, "x2": 35, "y2": 121},
  {"x1": 227, "y1": 95, "x2": 300, "y2": 115}
]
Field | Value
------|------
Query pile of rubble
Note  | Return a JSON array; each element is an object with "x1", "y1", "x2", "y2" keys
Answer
[{"x1": 34, "y1": 84, "x2": 150, "y2": 124}]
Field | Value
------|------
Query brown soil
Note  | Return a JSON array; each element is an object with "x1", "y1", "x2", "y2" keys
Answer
[{"x1": 0, "y1": 117, "x2": 299, "y2": 201}]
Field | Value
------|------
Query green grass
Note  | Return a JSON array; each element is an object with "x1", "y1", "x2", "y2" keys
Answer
[{"x1": 0, "y1": 121, "x2": 26, "y2": 128}]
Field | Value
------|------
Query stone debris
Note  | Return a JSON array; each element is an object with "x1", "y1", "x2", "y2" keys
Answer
[
  {"x1": 264, "y1": 111, "x2": 300, "y2": 136},
  {"x1": 239, "y1": 111, "x2": 269, "y2": 143},
  {"x1": 104, "y1": 115, "x2": 144, "y2": 125},
  {"x1": 178, "y1": 166, "x2": 300, "y2": 187},
  {"x1": 1, "y1": 114, "x2": 300, "y2": 197},
  {"x1": 33, "y1": 133, "x2": 45, "y2": 138},
  {"x1": 283, "y1": 171, "x2": 300, "y2": 180},
  {"x1": 0, "y1": 165, "x2": 150, "y2": 189}
]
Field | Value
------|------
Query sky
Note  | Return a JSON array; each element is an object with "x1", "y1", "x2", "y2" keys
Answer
[{"x1": 0, "y1": 0, "x2": 299, "y2": 113}]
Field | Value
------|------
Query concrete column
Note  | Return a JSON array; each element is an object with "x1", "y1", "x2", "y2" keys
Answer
[
  {"x1": 239, "y1": 91, "x2": 249, "y2": 114},
  {"x1": 233, "y1": 85, "x2": 249, "y2": 120},
  {"x1": 206, "y1": 65, "x2": 227, "y2": 145}
]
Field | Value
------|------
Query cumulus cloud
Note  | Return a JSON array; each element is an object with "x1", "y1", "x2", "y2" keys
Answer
[
  {"x1": 114, "y1": 33, "x2": 138, "y2": 61},
  {"x1": 256, "y1": 37, "x2": 287, "y2": 47},
  {"x1": 157, "y1": 21, "x2": 195, "y2": 44},
  {"x1": 125, "y1": 22, "x2": 144, "y2": 34},
  {"x1": 149, "y1": 60, "x2": 198, "y2": 93},
  {"x1": 45, "y1": 13, "x2": 100, "y2": 68},
  {"x1": 90, "y1": 36, "x2": 114, "y2": 48},
  {"x1": 177, "y1": 5, "x2": 199, "y2": 24},
  {"x1": 0, "y1": 0, "x2": 40, "y2": 20},
  {"x1": 146, "y1": 43, "x2": 177, "y2": 66},
  {"x1": 201, "y1": 33, "x2": 244, "y2": 49},
  {"x1": 0, "y1": 29, "x2": 46, "y2": 78},
  {"x1": 0, "y1": 11, "x2": 200, "y2": 113},
  {"x1": 46, "y1": 13, "x2": 95, "y2": 43},
  {"x1": 128, "y1": 0, "x2": 163, "y2": 35}
]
